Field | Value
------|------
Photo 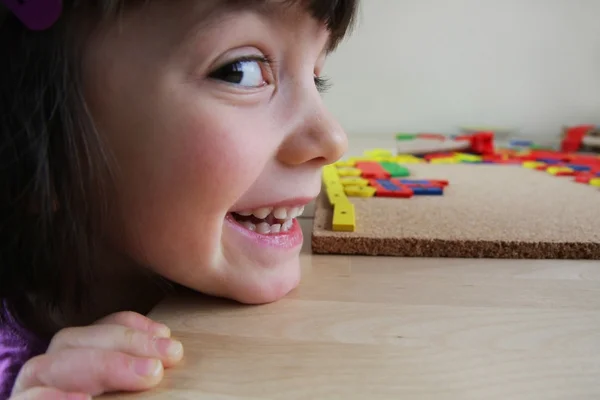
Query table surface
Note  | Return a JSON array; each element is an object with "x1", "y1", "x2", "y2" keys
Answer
[{"x1": 108, "y1": 137, "x2": 600, "y2": 400}]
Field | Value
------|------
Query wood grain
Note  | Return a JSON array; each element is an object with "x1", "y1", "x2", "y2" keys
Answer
[{"x1": 105, "y1": 218, "x2": 600, "y2": 400}]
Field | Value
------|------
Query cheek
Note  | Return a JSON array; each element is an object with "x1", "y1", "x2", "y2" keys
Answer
[
  {"x1": 116, "y1": 105, "x2": 275, "y2": 242},
  {"x1": 173, "y1": 113, "x2": 270, "y2": 205}
]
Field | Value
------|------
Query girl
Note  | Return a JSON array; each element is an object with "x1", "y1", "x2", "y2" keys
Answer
[{"x1": 0, "y1": 0, "x2": 358, "y2": 398}]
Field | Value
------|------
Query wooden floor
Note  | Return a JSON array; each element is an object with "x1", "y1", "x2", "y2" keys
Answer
[{"x1": 107, "y1": 212, "x2": 600, "y2": 400}]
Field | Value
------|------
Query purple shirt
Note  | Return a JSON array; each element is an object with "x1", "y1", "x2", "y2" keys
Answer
[{"x1": 0, "y1": 299, "x2": 49, "y2": 400}]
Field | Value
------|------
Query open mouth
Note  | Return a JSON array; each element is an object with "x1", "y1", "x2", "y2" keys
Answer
[{"x1": 229, "y1": 205, "x2": 305, "y2": 234}]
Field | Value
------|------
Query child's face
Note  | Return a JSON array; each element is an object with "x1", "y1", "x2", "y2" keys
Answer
[{"x1": 83, "y1": 1, "x2": 347, "y2": 303}]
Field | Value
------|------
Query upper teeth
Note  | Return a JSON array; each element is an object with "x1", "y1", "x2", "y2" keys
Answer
[{"x1": 236, "y1": 206, "x2": 305, "y2": 220}]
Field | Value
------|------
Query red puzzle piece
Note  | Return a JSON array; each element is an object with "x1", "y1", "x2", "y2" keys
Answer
[{"x1": 356, "y1": 162, "x2": 390, "y2": 180}]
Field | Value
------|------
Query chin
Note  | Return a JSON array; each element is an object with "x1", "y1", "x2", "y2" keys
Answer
[{"x1": 228, "y1": 257, "x2": 303, "y2": 305}]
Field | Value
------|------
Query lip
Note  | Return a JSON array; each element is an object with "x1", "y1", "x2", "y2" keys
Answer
[
  {"x1": 225, "y1": 213, "x2": 303, "y2": 250},
  {"x1": 229, "y1": 196, "x2": 316, "y2": 213}
]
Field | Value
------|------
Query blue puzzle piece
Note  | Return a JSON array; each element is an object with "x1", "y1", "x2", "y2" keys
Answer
[
  {"x1": 536, "y1": 158, "x2": 562, "y2": 164},
  {"x1": 510, "y1": 139, "x2": 533, "y2": 147},
  {"x1": 376, "y1": 179, "x2": 400, "y2": 191},
  {"x1": 411, "y1": 186, "x2": 443, "y2": 195},
  {"x1": 396, "y1": 179, "x2": 432, "y2": 185},
  {"x1": 566, "y1": 164, "x2": 592, "y2": 172}
]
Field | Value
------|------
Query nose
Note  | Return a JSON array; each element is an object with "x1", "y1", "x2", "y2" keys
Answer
[{"x1": 277, "y1": 102, "x2": 348, "y2": 167}]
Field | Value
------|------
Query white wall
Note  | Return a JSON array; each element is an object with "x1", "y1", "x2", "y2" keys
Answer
[{"x1": 323, "y1": 0, "x2": 600, "y2": 141}]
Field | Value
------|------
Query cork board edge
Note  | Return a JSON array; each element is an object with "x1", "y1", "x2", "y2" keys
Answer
[{"x1": 311, "y1": 192, "x2": 600, "y2": 260}]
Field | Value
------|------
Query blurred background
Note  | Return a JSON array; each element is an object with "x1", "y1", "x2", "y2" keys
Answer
[{"x1": 322, "y1": 0, "x2": 600, "y2": 146}]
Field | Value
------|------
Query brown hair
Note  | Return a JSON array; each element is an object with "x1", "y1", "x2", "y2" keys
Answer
[{"x1": 0, "y1": 0, "x2": 358, "y2": 330}]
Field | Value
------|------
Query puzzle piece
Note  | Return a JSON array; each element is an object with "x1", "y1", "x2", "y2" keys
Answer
[
  {"x1": 322, "y1": 165, "x2": 346, "y2": 205},
  {"x1": 410, "y1": 185, "x2": 444, "y2": 195},
  {"x1": 379, "y1": 162, "x2": 410, "y2": 177},
  {"x1": 392, "y1": 179, "x2": 446, "y2": 195},
  {"x1": 332, "y1": 199, "x2": 356, "y2": 232},
  {"x1": 430, "y1": 157, "x2": 460, "y2": 164},
  {"x1": 369, "y1": 179, "x2": 413, "y2": 198},
  {"x1": 566, "y1": 164, "x2": 592, "y2": 172},
  {"x1": 395, "y1": 179, "x2": 449, "y2": 188},
  {"x1": 345, "y1": 185, "x2": 376, "y2": 197},
  {"x1": 337, "y1": 167, "x2": 362, "y2": 177},
  {"x1": 396, "y1": 133, "x2": 417, "y2": 140},
  {"x1": 355, "y1": 162, "x2": 390, "y2": 179},
  {"x1": 335, "y1": 160, "x2": 356, "y2": 168},
  {"x1": 364, "y1": 149, "x2": 393, "y2": 158},
  {"x1": 322, "y1": 165, "x2": 357, "y2": 231},
  {"x1": 339, "y1": 177, "x2": 369, "y2": 186},
  {"x1": 454, "y1": 153, "x2": 483, "y2": 163},
  {"x1": 523, "y1": 161, "x2": 546, "y2": 169},
  {"x1": 395, "y1": 154, "x2": 425, "y2": 164},
  {"x1": 509, "y1": 139, "x2": 534, "y2": 147},
  {"x1": 575, "y1": 174, "x2": 593, "y2": 184},
  {"x1": 323, "y1": 164, "x2": 338, "y2": 179},
  {"x1": 325, "y1": 183, "x2": 346, "y2": 205},
  {"x1": 547, "y1": 166, "x2": 575, "y2": 176}
]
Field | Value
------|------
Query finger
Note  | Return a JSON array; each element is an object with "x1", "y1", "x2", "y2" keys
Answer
[
  {"x1": 46, "y1": 324, "x2": 183, "y2": 368},
  {"x1": 10, "y1": 386, "x2": 90, "y2": 400},
  {"x1": 94, "y1": 311, "x2": 171, "y2": 338},
  {"x1": 12, "y1": 348, "x2": 163, "y2": 397}
]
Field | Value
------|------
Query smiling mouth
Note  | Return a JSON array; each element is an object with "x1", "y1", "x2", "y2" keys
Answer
[{"x1": 229, "y1": 205, "x2": 305, "y2": 234}]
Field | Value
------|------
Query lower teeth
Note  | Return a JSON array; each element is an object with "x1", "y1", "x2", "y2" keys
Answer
[{"x1": 239, "y1": 219, "x2": 293, "y2": 234}]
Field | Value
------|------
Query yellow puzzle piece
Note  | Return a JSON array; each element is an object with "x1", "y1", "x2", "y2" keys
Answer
[
  {"x1": 325, "y1": 183, "x2": 346, "y2": 205},
  {"x1": 430, "y1": 157, "x2": 459, "y2": 164},
  {"x1": 454, "y1": 153, "x2": 482, "y2": 163},
  {"x1": 323, "y1": 164, "x2": 338, "y2": 179},
  {"x1": 340, "y1": 177, "x2": 369, "y2": 186},
  {"x1": 345, "y1": 185, "x2": 376, "y2": 197},
  {"x1": 332, "y1": 198, "x2": 356, "y2": 232},
  {"x1": 546, "y1": 166, "x2": 573, "y2": 176},
  {"x1": 395, "y1": 154, "x2": 425, "y2": 164},
  {"x1": 522, "y1": 161, "x2": 546, "y2": 169},
  {"x1": 364, "y1": 149, "x2": 393, "y2": 158},
  {"x1": 334, "y1": 160, "x2": 356, "y2": 168},
  {"x1": 322, "y1": 165, "x2": 357, "y2": 232},
  {"x1": 337, "y1": 167, "x2": 363, "y2": 177}
]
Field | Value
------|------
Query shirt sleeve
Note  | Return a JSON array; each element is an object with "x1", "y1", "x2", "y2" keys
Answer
[{"x1": 0, "y1": 300, "x2": 48, "y2": 400}]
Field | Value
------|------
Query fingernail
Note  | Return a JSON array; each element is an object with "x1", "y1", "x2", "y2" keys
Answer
[
  {"x1": 152, "y1": 323, "x2": 171, "y2": 338},
  {"x1": 155, "y1": 338, "x2": 183, "y2": 358},
  {"x1": 134, "y1": 358, "x2": 163, "y2": 377}
]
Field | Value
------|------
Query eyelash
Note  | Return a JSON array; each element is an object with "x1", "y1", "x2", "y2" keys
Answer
[
  {"x1": 210, "y1": 55, "x2": 333, "y2": 93},
  {"x1": 314, "y1": 75, "x2": 332, "y2": 93}
]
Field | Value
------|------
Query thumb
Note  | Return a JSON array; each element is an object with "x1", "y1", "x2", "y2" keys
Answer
[{"x1": 12, "y1": 348, "x2": 163, "y2": 397}]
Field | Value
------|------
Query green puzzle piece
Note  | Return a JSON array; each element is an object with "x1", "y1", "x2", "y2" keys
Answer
[
  {"x1": 380, "y1": 162, "x2": 410, "y2": 177},
  {"x1": 395, "y1": 133, "x2": 416, "y2": 141}
]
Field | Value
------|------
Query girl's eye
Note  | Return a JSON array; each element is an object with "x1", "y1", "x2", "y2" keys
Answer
[{"x1": 209, "y1": 58, "x2": 267, "y2": 88}]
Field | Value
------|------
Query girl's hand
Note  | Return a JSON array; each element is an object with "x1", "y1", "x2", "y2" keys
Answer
[{"x1": 10, "y1": 311, "x2": 184, "y2": 399}]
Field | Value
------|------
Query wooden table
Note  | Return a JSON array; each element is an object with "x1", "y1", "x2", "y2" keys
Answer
[
  {"x1": 109, "y1": 213, "x2": 600, "y2": 400},
  {"x1": 109, "y1": 137, "x2": 600, "y2": 399}
]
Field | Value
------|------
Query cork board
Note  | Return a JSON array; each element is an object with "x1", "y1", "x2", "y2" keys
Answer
[{"x1": 312, "y1": 164, "x2": 600, "y2": 259}]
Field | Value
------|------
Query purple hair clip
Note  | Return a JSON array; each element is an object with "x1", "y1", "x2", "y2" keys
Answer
[{"x1": 1, "y1": 0, "x2": 62, "y2": 30}]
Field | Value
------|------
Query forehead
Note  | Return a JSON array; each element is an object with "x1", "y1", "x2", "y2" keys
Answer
[{"x1": 112, "y1": 0, "x2": 354, "y2": 51}]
